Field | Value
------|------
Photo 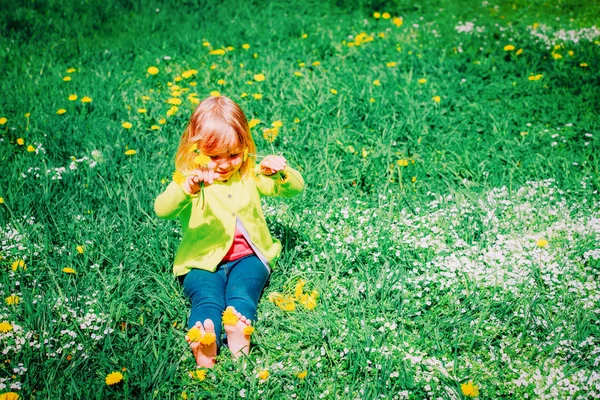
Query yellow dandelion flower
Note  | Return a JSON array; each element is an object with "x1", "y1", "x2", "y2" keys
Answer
[
  {"x1": 373, "y1": 12, "x2": 381, "y2": 18},
  {"x1": 580, "y1": 62, "x2": 588, "y2": 67},
  {"x1": 0, "y1": 197, "x2": 4, "y2": 204},
  {"x1": 418, "y1": 78, "x2": 427, "y2": 84},
  {"x1": 432, "y1": 96, "x2": 441, "y2": 103},
  {"x1": 16, "y1": 138, "x2": 25, "y2": 145},
  {"x1": 81, "y1": 96, "x2": 92, "y2": 103},
  {"x1": 294, "y1": 279, "x2": 306, "y2": 299},
  {"x1": 552, "y1": 53, "x2": 562, "y2": 59},
  {"x1": 166, "y1": 106, "x2": 178, "y2": 116},
  {"x1": 11, "y1": 260, "x2": 26, "y2": 271},
  {"x1": 294, "y1": 118, "x2": 300, "y2": 123},
  {"x1": 174, "y1": 76, "x2": 182, "y2": 82},
  {"x1": 68, "y1": 94, "x2": 77, "y2": 101},
  {"x1": 301, "y1": 293, "x2": 318, "y2": 310},
  {"x1": 66, "y1": 68, "x2": 76, "y2": 73},
  {"x1": 159, "y1": 117, "x2": 166, "y2": 125},
  {"x1": 124, "y1": 149, "x2": 136, "y2": 155},
  {"x1": 258, "y1": 370, "x2": 269, "y2": 380},
  {"x1": 297, "y1": 370, "x2": 308, "y2": 379},
  {"x1": 503, "y1": 44, "x2": 515, "y2": 51},
  {"x1": 5, "y1": 295, "x2": 19, "y2": 305},
  {"x1": 382, "y1": 12, "x2": 391, "y2": 19},
  {"x1": 189, "y1": 369, "x2": 206, "y2": 381},
  {"x1": 373, "y1": 79, "x2": 381, "y2": 86},
  {"x1": 393, "y1": 17, "x2": 403, "y2": 27},
  {"x1": 217, "y1": 79, "x2": 226, "y2": 85},
  {"x1": 281, "y1": 299, "x2": 296, "y2": 311},
  {"x1": 173, "y1": 171, "x2": 186, "y2": 185},
  {"x1": 167, "y1": 98, "x2": 182, "y2": 106},
  {"x1": 222, "y1": 307, "x2": 239, "y2": 326},
  {"x1": 76, "y1": 245, "x2": 84, "y2": 254},
  {"x1": 294, "y1": 71, "x2": 303, "y2": 77},
  {"x1": 0, "y1": 392, "x2": 19, "y2": 400},
  {"x1": 57, "y1": 108, "x2": 67, "y2": 115},
  {"x1": 241, "y1": 92, "x2": 248, "y2": 98},
  {"x1": 460, "y1": 381, "x2": 479, "y2": 397},
  {"x1": 210, "y1": 90, "x2": 221, "y2": 97},
  {"x1": 516, "y1": 48, "x2": 523, "y2": 55},
  {"x1": 24, "y1": 113, "x2": 30, "y2": 118},
  {"x1": 202, "y1": 41, "x2": 210, "y2": 47},
  {"x1": 63, "y1": 76, "x2": 71, "y2": 81},
  {"x1": 248, "y1": 119, "x2": 260, "y2": 129},
  {"x1": 137, "y1": 108, "x2": 147, "y2": 113},
  {"x1": 0, "y1": 321, "x2": 13, "y2": 333},
  {"x1": 209, "y1": 49, "x2": 226, "y2": 55},
  {"x1": 187, "y1": 327, "x2": 202, "y2": 342},
  {"x1": 253, "y1": 93, "x2": 263, "y2": 100},
  {"x1": 62, "y1": 267, "x2": 77, "y2": 274},
  {"x1": 181, "y1": 69, "x2": 197, "y2": 79},
  {"x1": 105, "y1": 371, "x2": 124, "y2": 386},
  {"x1": 370, "y1": 98, "x2": 376, "y2": 103},
  {"x1": 151, "y1": 125, "x2": 160, "y2": 130},
  {"x1": 272, "y1": 120, "x2": 283, "y2": 128},
  {"x1": 386, "y1": 61, "x2": 397, "y2": 67},
  {"x1": 254, "y1": 73, "x2": 266, "y2": 82},
  {"x1": 243, "y1": 326, "x2": 255, "y2": 335},
  {"x1": 199, "y1": 331, "x2": 216, "y2": 345},
  {"x1": 226, "y1": 46, "x2": 234, "y2": 51},
  {"x1": 330, "y1": 88, "x2": 338, "y2": 95},
  {"x1": 262, "y1": 127, "x2": 279, "y2": 143},
  {"x1": 397, "y1": 159, "x2": 409, "y2": 167},
  {"x1": 147, "y1": 66, "x2": 159, "y2": 75},
  {"x1": 194, "y1": 154, "x2": 211, "y2": 168},
  {"x1": 26, "y1": 145, "x2": 35, "y2": 152},
  {"x1": 536, "y1": 239, "x2": 548, "y2": 247},
  {"x1": 301, "y1": 33, "x2": 308, "y2": 39},
  {"x1": 242, "y1": 43, "x2": 250, "y2": 50},
  {"x1": 0, "y1": 117, "x2": 7, "y2": 125},
  {"x1": 122, "y1": 122, "x2": 132, "y2": 129},
  {"x1": 312, "y1": 61, "x2": 321, "y2": 66}
]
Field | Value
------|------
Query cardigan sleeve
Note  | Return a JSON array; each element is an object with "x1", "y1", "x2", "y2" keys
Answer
[
  {"x1": 154, "y1": 181, "x2": 197, "y2": 220},
  {"x1": 254, "y1": 165, "x2": 305, "y2": 198}
]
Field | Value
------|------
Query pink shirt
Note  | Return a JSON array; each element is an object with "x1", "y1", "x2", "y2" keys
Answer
[{"x1": 222, "y1": 226, "x2": 255, "y2": 262}]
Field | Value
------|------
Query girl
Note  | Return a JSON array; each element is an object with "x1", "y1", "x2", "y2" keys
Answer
[{"x1": 154, "y1": 96, "x2": 304, "y2": 368}]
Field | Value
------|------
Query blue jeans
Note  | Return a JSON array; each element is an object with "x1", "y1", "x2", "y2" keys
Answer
[{"x1": 181, "y1": 255, "x2": 270, "y2": 346}]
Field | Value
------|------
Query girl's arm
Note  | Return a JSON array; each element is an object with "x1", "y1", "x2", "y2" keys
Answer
[
  {"x1": 154, "y1": 181, "x2": 195, "y2": 220},
  {"x1": 254, "y1": 156, "x2": 304, "y2": 198}
]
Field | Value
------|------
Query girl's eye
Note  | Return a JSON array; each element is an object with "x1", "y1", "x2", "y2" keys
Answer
[
  {"x1": 230, "y1": 153, "x2": 240, "y2": 158},
  {"x1": 209, "y1": 155, "x2": 219, "y2": 160}
]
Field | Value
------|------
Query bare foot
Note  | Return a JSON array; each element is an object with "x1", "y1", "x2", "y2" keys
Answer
[
  {"x1": 186, "y1": 319, "x2": 217, "y2": 368},
  {"x1": 223, "y1": 306, "x2": 253, "y2": 359}
]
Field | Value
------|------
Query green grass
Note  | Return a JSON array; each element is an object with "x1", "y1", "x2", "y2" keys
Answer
[{"x1": 1, "y1": 0, "x2": 599, "y2": 398}]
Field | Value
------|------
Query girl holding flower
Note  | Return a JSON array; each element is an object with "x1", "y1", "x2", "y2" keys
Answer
[{"x1": 154, "y1": 96, "x2": 304, "y2": 367}]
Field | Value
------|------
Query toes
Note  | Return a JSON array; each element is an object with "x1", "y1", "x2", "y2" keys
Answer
[{"x1": 203, "y1": 318, "x2": 215, "y2": 332}]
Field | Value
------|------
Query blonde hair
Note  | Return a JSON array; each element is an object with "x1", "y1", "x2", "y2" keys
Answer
[{"x1": 175, "y1": 96, "x2": 256, "y2": 176}]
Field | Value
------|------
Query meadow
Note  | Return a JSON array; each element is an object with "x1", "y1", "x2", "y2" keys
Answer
[{"x1": 1, "y1": 0, "x2": 599, "y2": 398}]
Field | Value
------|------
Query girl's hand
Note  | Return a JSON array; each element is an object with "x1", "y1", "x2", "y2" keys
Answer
[
  {"x1": 260, "y1": 155, "x2": 287, "y2": 176},
  {"x1": 182, "y1": 168, "x2": 219, "y2": 194}
]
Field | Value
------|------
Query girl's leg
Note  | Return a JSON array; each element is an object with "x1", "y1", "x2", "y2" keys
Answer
[
  {"x1": 182, "y1": 268, "x2": 226, "y2": 367},
  {"x1": 224, "y1": 255, "x2": 270, "y2": 357}
]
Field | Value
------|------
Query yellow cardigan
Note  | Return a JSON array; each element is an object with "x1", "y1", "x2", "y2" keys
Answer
[{"x1": 154, "y1": 166, "x2": 304, "y2": 276}]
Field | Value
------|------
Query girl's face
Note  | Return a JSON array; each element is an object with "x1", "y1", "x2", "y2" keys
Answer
[{"x1": 205, "y1": 147, "x2": 244, "y2": 181}]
